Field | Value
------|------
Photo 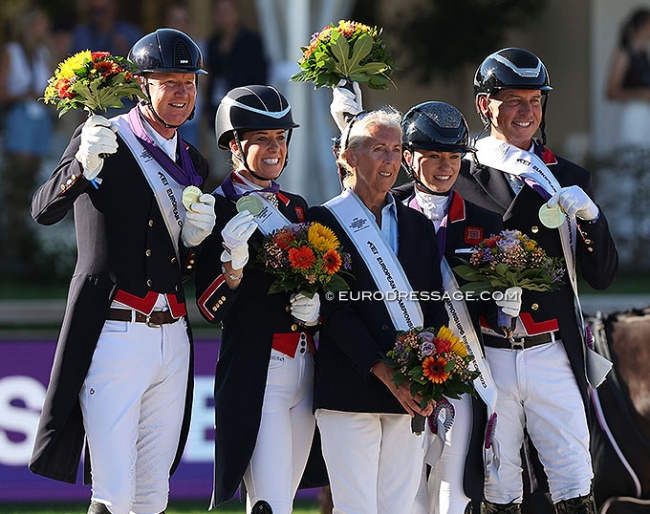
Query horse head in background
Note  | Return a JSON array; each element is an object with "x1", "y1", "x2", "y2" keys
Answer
[{"x1": 588, "y1": 307, "x2": 650, "y2": 513}]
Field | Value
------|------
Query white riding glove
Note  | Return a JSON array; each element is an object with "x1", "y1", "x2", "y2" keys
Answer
[
  {"x1": 75, "y1": 115, "x2": 118, "y2": 181},
  {"x1": 221, "y1": 211, "x2": 258, "y2": 270},
  {"x1": 330, "y1": 79, "x2": 363, "y2": 133},
  {"x1": 495, "y1": 286, "x2": 523, "y2": 317},
  {"x1": 547, "y1": 186, "x2": 599, "y2": 221},
  {"x1": 181, "y1": 194, "x2": 216, "y2": 248},
  {"x1": 290, "y1": 292, "x2": 321, "y2": 326}
]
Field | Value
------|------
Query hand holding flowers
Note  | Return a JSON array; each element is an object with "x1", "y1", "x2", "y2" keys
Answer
[
  {"x1": 384, "y1": 326, "x2": 480, "y2": 433},
  {"x1": 453, "y1": 229, "x2": 565, "y2": 337},
  {"x1": 291, "y1": 20, "x2": 395, "y2": 90}
]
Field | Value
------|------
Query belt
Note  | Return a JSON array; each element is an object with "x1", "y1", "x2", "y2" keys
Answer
[
  {"x1": 483, "y1": 331, "x2": 558, "y2": 350},
  {"x1": 272, "y1": 332, "x2": 315, "y2": 357},
  {"x1": 107, "y1": 308, "x2": 179, "y2": 328}
]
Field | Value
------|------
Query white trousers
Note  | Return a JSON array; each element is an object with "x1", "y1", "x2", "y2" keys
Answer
[
  {"x1": 412, "y1": 395, "x2": 473, "y2": 514},
  {"x1": 316, "y1": 409, "x2": 427, "y2": 514},
  {"x1": 484, "y1": 340, "x2": 592, "y2": 504},
  {"x1": 79, "y1": 317, "x2": 190, "y2": 514},
  {"x1": 243, "y1": 347, "x2": 315, "y2": 514}
]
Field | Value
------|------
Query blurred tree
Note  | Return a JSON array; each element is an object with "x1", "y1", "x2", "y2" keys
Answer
[{"x1": 386, "y1": 0, "x2": 548, "y2": 84}]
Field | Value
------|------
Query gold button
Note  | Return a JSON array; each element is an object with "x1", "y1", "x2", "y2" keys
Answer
[
  {"x1": 186, "y1": 264, "x2": 193, "y2": 269},
  {"x1": 221, "y1": 296, "x2": 226, "y2": 301},
  {"x1": 148, "y1": 219, "x2": 154, "y2": 227},
  {"x1": 531, "y1": 226, "x2": 539, "y2": 233},
  {"x1": 584, "y1": 239, "x2": 591, "y2": 244},
  {"x1": 170, "y1": 257, "x2": 177, "y2": 264},
  {"x1": 291, "y1": 324, "x2": 298, "y2": 332},
  {"x1": 147, "y1": 279, "x2": 152, "y2": 287},
  {"x1": 212, "y1": 306, "x2": 218, "y2": 312},
  {"x1": 60, "y1": 184, "x2": 66, "y2": 191},
  {"x1": 285, "y1": 305, "x2": 291, "y2": 313},
  {"x1": 587, "y1": 247, "x2": 593, "y2": 252},
  {"x1": 189, "y1": 259, "x2": 195, "y2": 265},
  {"x1": 145, "y1": 249, "x2": 152, "y2": 257},
  {"x1": 531, "y1": 303, "x2": 539, "y2": 311},
  {"x1": 71, "y1": 174, "x2": 76, "y2": 180}
]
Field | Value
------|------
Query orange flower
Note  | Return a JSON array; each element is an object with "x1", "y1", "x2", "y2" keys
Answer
[
  {"x1": 422, "y1": 356, "x2": 450, "y2": 384},
  {"x1": 288, "y1": 245, "x2": 316, "y2": 270},
  {"x1": 323, "y1": 249, "x2": 342, "y2": 274}
]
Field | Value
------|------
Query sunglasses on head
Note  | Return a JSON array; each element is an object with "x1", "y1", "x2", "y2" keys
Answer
[{"x1": 342, "y1": 110, "x2": 371, "y2": 152}]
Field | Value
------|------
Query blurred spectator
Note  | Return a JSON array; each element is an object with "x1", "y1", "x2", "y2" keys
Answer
[
  {"x1": 68, "y1": 0, "x2": 143, "y2": 117},
  {"x1": 205, "y1": 0, "x2": 268, "y2": 180},
  {"x1": 606, "y1": 7, "x2": 650, "y2": 149},
  {"x1": 0, "y1": 5, "x2": 54, "y2": 275},
  {"x1": 70, "y1": 0, "x2": 142, "y2": 57},
  {"x1": 164, "y1": 2, "x2": 205, "y2": 149}
]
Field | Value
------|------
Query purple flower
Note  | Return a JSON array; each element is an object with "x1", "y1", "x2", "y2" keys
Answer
[{"x1": 420, "y1": 341, "x2": 435, "y2": 357}]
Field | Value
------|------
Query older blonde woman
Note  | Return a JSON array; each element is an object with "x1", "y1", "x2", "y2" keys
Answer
[{"x1": 308, "y1": 107, "x2": 448, "y2": 514}]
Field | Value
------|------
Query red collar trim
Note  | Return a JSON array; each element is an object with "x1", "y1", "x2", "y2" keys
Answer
[{"x1": 448, "y1": 191, "x2": 467, "y2": 223}]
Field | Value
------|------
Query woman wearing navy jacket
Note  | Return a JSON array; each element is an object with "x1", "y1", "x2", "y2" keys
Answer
[
  {"x1": 194, "y1": 85, "x2": 326, "y2": 514},
  {"x1": 308, "y1": 107, "x2": 447, "y2": 514}
]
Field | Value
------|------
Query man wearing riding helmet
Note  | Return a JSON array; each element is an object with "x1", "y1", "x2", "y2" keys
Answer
[
  {"x1": 452, "y1": 47, "x2": 618, "y2": 514},
  {"x1": 195, "y1": 85, "x2": 327, "y2": 514},
  {"x1": 331, "y1": 91, "x2": 507, "y2": 514},
  {"x1": 29, "y1": 29, "x2": 214, "y2": 514}
]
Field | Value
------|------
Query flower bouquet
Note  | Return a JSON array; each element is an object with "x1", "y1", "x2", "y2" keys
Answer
[
  {"x1": 453, "y1": 229, "x2": 565, "y2": 337},
  {"x1": 257, "y1": 221, "x2": 352, "y2": 298},
  {"x1": 385, "y1": 326, "x2": 480, "y2": 434},
  {"x1": 290, "y1": 20, "x2": 395, "y2": 90},
  {"x1": 43, "y1": 50, "x2": 146, "y2": 117}
]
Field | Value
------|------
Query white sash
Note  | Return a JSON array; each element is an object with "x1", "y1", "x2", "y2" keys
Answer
[
  {"x1": 214, "y1": 188, "x2": 291, "y2": 236},
  {"x1": 440, "y1": 258, "x2": 498, "y2": 413},
  {"x1": 475, "y1": 137, "x2": 612, "y2": 387},
  {"x1": 324, "y1": 189, "x2": 423, "y2": 331},
  {"x1": 113, "y1": 115, "x2": 184, "y2": 260}
]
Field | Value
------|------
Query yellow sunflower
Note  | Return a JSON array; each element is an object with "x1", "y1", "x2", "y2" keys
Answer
[
  {"x1": 308, "y1": 222, "x2": 339, "y2": 252},
  {"x1": 58, "y1": 50, "x2": 92, "y2": 79},
  {"x1": 436, "y1": 326, "x2": 468, "y2": 357}
]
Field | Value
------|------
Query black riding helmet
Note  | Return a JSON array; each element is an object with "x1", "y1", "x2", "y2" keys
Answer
[
  {"x1": 215, "y1": 85, "x2": 299, "y2": 181},
  {"x1": 128, "y1": 28, "x2": 207, "y2": 128},
  {"x1": 474, "y1": 47, "x2": 552, "y2": 144},
  {"x1": 401, "y1": 101, "x2": 475, "y2": 195},
  {"x1": 402, "y1": 101, "x2": 476, "y2": 154}
]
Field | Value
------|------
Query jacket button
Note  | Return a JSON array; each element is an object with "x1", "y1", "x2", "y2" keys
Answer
[
  {"x1": 171, "y1": 257, "x2": 177, "y2": 264},
  {"x1": 531, "y1": 226, "x2": 539, "y2": 233},
  {"x1": 146, "y1": 279, "x2": 152, "y2": 287},
  {"x1": 148, "y1": 219, "x2": 154, "y2": 227},
  {"x1": 291, "y1": 324, "x2": 298, "y2": 332},
  {"x1": 145, "y1": 249, "x2": 152, "y2": 257},
  {"x1": 531, "y1": 303, "x2": 539, "y2": 311},
  {"x1": 381, "y1": 324, "x2": 389, "y2": 331}
]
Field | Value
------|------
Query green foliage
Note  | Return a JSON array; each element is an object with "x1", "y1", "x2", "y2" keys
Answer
[{"x1": 387, "y1": 0, "x2": 548, "y2": 83}]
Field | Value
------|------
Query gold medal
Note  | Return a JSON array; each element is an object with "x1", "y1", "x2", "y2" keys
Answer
[
  {"x1": 182, "y1": 185, "x2": 202, "y2": 211},
  {"x1": 538, "y1": 203, "x2": 564, "y2": 229},
  {"x1": 236, "y1": 195, "x2": 264, "y2": 216}
]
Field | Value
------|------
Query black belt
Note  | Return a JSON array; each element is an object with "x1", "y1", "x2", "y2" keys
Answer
[
  {"x1": 107, "y1": 308, "x2": 179, "y2": 327},
  {"x1": 483, "y1": 331, "x2": 559, "y2": 350}
]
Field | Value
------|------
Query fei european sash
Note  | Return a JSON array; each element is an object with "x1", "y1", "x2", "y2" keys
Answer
[{"x1": 324, "y1": 189, "x2": 423, "y2": 331}]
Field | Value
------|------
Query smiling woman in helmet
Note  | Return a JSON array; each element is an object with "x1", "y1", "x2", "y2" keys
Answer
[{"x1": 195, "y1": 85, "x2": 327, "y2": 514}]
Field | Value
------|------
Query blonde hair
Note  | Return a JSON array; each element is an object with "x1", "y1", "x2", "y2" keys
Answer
[{"x1": 338, "y1": 106, "x2": 402, "y2": 188}]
